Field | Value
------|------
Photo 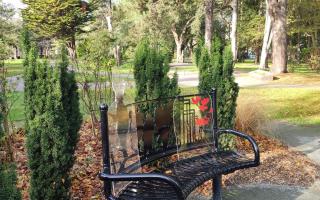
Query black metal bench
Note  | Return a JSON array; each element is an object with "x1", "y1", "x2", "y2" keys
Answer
[{"x1": 99, "y1": 89, "x2": 260, "y2": 200}]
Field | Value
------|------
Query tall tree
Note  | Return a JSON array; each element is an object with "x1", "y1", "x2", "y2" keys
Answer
[
  {"x1": 238, "y1": 0, "x2": 264, "y2": 64},
  {"x1": 145, "y1": 0, "x2": 199, "y2": 63},
  {"x1": 230, "y1": 0, "x2": 238, "y2": 61},
  {"x1": 22, "y1": 0, "x2": 92, "y2": 59},
  {"x1": 269, "y1": 0, "x2": 288, "y2": 74},
  {"x1": 260, "y1": 0, "x2": 272, "y2": 69},
  {"x1": 204, "y1": 0, "x2": 213, "y2": 50}
]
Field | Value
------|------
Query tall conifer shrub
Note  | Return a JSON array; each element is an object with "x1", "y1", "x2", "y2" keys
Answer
[
  {"x1": 134, "y1": 40, "x2": 180, "y2": 102},
  {"x1": 198, "y1": 36, "x2": 239, "y2": 149},
  {"x1": 26, "y1": 45, "x2": 82, "y2": 199}
]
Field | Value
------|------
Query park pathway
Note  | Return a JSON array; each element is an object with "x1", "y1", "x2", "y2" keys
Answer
[
  {"x1": 174, "y1": 70, "x2": 320, "y2": 89},
  {"x1": 187, "y1": 121, "x2": 320, "y2": 200}
]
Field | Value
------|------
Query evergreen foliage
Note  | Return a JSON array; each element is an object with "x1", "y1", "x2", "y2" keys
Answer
[
  {"x1": 24, "y1": 44, "x2": 37, "y2": 130},
  {"x1": 59, "y1": 46, "x2": 82, "y2": 155},
  {"x1": 25, "y1": 45, "x2": 82, "y2": 199},
  {"x1": 134, "y1": 39, "x2": 180, "y2": 102},
  {"x1": 194, "y1": 38, "x2": 204, "y2": 67},
  {"x1": 21, "y1": 27, "x2": 31, "y2": 64},
  {"x1": 0, "y1": 163, "x2": 21, "y2": 200},
  {"x1": 21, "y1": 0, "x2": 92, "y2": 40},
  {"x1": 198, "y1": 37, "x2": 239, "y2": 149}
]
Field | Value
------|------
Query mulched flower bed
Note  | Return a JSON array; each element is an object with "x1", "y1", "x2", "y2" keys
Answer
[{"x1": 13, "y1": 122, "x2": 320, "y2": 199}]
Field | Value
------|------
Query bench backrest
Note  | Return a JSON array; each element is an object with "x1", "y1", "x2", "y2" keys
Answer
[{"x1": 100, "y1": 89, "x2": 218, "y2": 177}]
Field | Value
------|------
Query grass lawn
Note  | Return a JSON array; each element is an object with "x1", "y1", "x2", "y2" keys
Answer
[
  {"x1": 180, "y1": 86, "x2": 320, "y2": 126},
  {"x1": 4, "y1": 59, "x2": 24, "y2": 77},
  {"x1": 6, "y1": 59, "x2": 320, "y2": 127},
  {"x1": 8, "y1": 92, "x2": 25, "y2": 122},
  {"x1": 274, "y1": 64, "x2": 320, "y2": 85},
  {"x1": 8, "y1": 87, "x2": 320, "y2": 127},
  {"x1": 239, "y1": 88, "x2": 320, "y2": 126},
  {"x1": 234, "y1": 60, "x2": 259, "y2": 72}
]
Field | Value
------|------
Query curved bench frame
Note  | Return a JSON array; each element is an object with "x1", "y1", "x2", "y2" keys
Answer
[{"x1": 99, "y1": 89, "x2": 260, "y2": 200}]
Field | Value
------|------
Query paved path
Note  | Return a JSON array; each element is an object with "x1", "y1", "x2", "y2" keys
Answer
[
  {"x1": 8, "y1": 69, "x2": 320, "y2": 92},
  {"x1": 175, "y1": 71, "x2": 320, "y2": 89},
  {"x1": 188, "y1": 184, "x2": 320, "y2": 200},
  {"x1": 269, "y1": 121, "x2": 320, "y2": 164},
  {"x1": 187, "y1": 121, "x2": 320, "y2": 200}
]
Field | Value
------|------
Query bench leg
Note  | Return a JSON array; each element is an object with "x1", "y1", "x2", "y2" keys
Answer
[{"x1": 212, "y1": 175, "x2": 222, "y2": 200}]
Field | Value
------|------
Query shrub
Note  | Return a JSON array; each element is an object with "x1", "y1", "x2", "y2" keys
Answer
[
  {"x1": 235, "y1": 97, "x2": 270, "y2": 135},
  {"x1": 134, "y1": 39, "x2": 180, "y2": 102},
  {"x1": 193, "y1": 38, "x2": 204, "y2": 66},
  {"x1": 26, "y1": 45, "x2": 81, "y2": 199},
  {"x1": 198, "y1": 36, "x2": 239, "y2": 149},
  {"x1": 0, "y1": 163, "x2": 21, "y2": 200}
]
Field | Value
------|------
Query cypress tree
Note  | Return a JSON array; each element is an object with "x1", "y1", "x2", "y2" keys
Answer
[
  {"x1": 21, "y1": 27, "x2": 31, "y2": 67},
  {"x1": 197, "y1": 37, "x2": 239, "y2": 149},
  {"x1": 220, "y1": 45, "x2": 238, "y2": 129},
  {"x1": 134, "y1": 40, "x2": 180, "y2": 151},
  {"x1": 194, "y1": 38, "x2": 204, "y2": 67},
  {"x1": 24, "y1": 45, "x2": 37, "y2": 129},
  {"x1": 58, "y1": 45, "x2": 82, "y2": 186},
  {"x1": 198, "y1": 46, "x2": 211, "y2": 93},
  {"x1": 218, "y1": 45, "x2": 239, "y2": 149},
  {"x1": 134, "y1": 40, "x2": 180, "y2": 102},
  {"x1": 134, "y1": 39, "x2": 149, "y2": 101},
  {"x1": 26, "y1": 46, "x2": 81, "y2": 199},
  {"x1": 0, "y1": 163, "x2": 21, "y2": 200}
]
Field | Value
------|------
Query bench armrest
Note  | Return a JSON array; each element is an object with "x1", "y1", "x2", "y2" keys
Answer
[
  {"x1": 100, "y1": 172, "x2": 184, "y2": 199},
  {"x1": 216, "y1": 129, "x2": 260, "y2": 165}
]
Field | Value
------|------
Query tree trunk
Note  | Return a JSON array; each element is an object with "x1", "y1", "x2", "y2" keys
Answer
[
  {"x1": 311, "y1": 32, "x2": 318, "y2": 48},
  {"x1": 269, "y1": 0, "x2": 288, "y2": 74},
  {"x1": 204, "y1": 0, "x2": 213, "y2": 50},
  {"x1": 172, "y1": 26, "x2": 185, "y2": 63},
  {"x1": 114, "y1": 45, "x2": 121, "y2": 67},
  {"x1": 66, "y1": 36, "x2": 76, "y2": 61},
  {"x1": 105, "y1": 0, "x2": 122, "y2": 67},
  {"x1": 230, "y1": 0, "x2": 238, "y2": 61},
  {"x1": 176, "y1": 42, "x2": 184, "y2": 63},
  {"x1": 260, "y1": 0, "x2": 272, "y2": 69},
  {"x1": 171, "y1": 16, "x2": 194, "y2": 63},
  {"x1": 254, "y1": 48, "x2": 261, "y2": 64}
]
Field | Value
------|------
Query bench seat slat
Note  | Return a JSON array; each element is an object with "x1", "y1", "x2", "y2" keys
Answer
[{"x1": 117, "y1": 151, "x2": 256, "y2": 199}]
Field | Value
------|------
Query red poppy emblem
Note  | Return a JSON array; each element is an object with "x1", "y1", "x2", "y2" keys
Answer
[
  {"x1": 201, "y1": 97, "x2": 210, "y2": 106},
  {"x1": 191, "y1": 96, "x2": 201, "y2": 104},
  {"x1": 195, "y1": 117, "x2": 209, "y2": 126},
  {"x1": 199, "y1": 105, "x2": 208, "y2": 112}
]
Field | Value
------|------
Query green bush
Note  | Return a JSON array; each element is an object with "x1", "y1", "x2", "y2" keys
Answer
[
  {"x1": 0, "y1": 163, "x2": 21, "y2": 200},
  {"x1": 198, "y1": 36, "x2": 239, "y2": 149},
  {"x1": 25, "y1": 45, "x2": 81, "y2": 200},
  {"x1": 134, "y1": 39, "x2": 180, "y2": 102}
]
